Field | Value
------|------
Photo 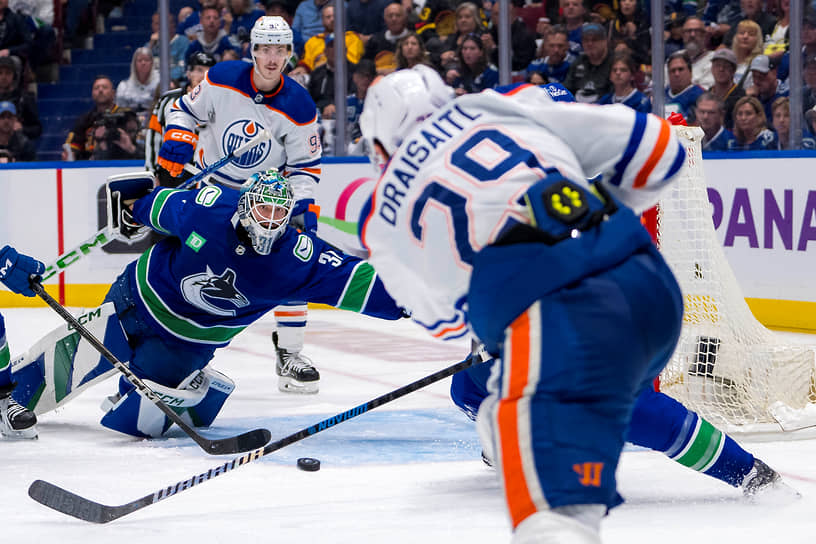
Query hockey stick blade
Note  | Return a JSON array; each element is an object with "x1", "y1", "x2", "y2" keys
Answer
[
  {"x1": 28, "y1": 356, "x2": 477, "y2": 523},
  {"x1": 31, "y1": 282, "x2": 272, "y2": 455}
]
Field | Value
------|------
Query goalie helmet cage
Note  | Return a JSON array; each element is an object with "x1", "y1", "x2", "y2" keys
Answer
[{"x1": 651, "y1": 125, "x2": 816, "y2": 436}]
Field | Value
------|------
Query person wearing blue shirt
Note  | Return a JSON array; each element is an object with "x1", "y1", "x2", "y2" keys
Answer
[
  {"x1": 696, "y1": 92, "x2": 735, "y2": 151},
  {"x1": 291, "y1": 0, "x2": 331, "y2": 42},
  {"x1": 599, "y1": 52, "x2": 651, "y2": 113},
  {"x1": 748, "y1": 55, "x2": 789, "y2": 122},
  {"x1": 526, "y1": 26, "x2": 572, "y2": 84},
  {"x1": 728, "y1": 95, "x2": 777, "y2": 151},
  {"x1": 665, "y1": 50, "x2": 705, "y2": 120}
]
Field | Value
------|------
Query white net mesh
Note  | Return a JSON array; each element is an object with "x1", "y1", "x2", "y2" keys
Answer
[{"x1": 655, "y1": 126, "x2": 816, "y2": 431}]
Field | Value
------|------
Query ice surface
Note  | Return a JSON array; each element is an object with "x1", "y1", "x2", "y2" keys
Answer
[{"x1": 2, "y1": 308, "x2": 815, "y2": 543}]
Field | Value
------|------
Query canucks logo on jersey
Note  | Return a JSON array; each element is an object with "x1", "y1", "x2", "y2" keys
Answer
[
  {"x1": 180, "y1": 267, "x2": 250, "y2": 317},
  {"x1": 222, "y1": 120, "x2": 270, "y2": 169}
]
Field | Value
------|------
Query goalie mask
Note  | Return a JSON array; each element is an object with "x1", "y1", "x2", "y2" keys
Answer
[
  {"x1": 237, "y1": 169, "x2": 294, "y2": 255},
  {"x1": 359, "y1": 64, "x2": 455, "y2": 170}
]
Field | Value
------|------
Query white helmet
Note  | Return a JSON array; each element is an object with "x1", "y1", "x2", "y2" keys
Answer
[
  {"x1": 250, "y1": 16, "x2": 293, "y2": 48},
  {"x1": 237, "y1": 169, "x2": 294, "y2": 255},
  {"x1": 359, "y1": 64, "x2": 455, "y2": 170}
]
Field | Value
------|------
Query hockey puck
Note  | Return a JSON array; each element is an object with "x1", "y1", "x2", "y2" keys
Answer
[{"x1": 297, "y1": 457, "x2": 321, "y2": 472}]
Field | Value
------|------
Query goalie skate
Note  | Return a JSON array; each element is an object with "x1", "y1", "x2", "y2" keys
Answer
[
  {"x1": 0, "y1": 384, "x2": 37, "y2": 440},
  {"x1": 741, "y1": 458, "x2": 800, "y2": 502},
  {"x1": 273, "y1": 332, "x2": 319, "y2": 394}
]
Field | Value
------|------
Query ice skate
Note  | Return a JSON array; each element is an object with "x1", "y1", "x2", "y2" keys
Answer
[
  {"x1": 741, "y1": 458, "x2": 800, "y2": 503},
  {"x1": 273, "y1": 332, "x2": 320, "y2": 394},
  {"x1": 0, "y1": 384, "x2": 38, "y2": 440}
]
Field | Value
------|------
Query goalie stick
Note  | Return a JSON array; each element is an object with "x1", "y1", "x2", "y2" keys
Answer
[
  {"x1": 30, "y1": 281, "x2": 272, "y2": 455},
  {"x1": 41, "y1": 130, "x2": 273, "y2": 281},
  {"x1": 28, "y1": 355, "x2": 478, "y2": 523}
]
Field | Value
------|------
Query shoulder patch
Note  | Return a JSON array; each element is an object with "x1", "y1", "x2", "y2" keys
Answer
[
  {"x1": 293, "y1": 234, "x2": 314, "y2": 262},
  {"x1": 195, "y1": 186, "x2": 222, "y2": 207}
]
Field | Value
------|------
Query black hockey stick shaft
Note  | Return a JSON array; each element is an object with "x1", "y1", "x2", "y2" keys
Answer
[
  {"x1": 28, "y1": 356, "x2": 477, "y2": 523},
  {"x1": 30, "y1": 282, "x2": 271, "y2": 455}
]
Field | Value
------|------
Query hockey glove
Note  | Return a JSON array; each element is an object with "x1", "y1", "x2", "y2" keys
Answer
[
  {"x1": 0, "y1": 245, "x2": 45, "y2": 297},
  {"x1": 105, "y1": 172, "x2": 156, "y2": 243},
  {"x1": 157, "y1": 127, "x2": 197, "y2": 177},
  {"x1": 291, "y1": 199, "x2": 320, "y2": 234}
]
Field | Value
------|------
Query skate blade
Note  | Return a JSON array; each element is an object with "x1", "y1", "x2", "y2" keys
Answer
[
  {"x1": 0, "y1": 427, "x2": 38, "y2": 440},
  {"x1": 745, "y1": 480, "x2": 801, "y2": 505},
  {"x1": 278, "y1": 376, "x2": 319, "y2": 394}
]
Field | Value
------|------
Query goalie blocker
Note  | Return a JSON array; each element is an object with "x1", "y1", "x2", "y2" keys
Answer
[{"x1": 10, "y1": 302, "x2": 235, "y2": 438}]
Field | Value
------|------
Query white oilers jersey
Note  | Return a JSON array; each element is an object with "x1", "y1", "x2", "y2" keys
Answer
[
  {"x1": 361, "y1": 84, "x2": 686, "y2": 341},
  {"x1": 167, "y1": 60, "x2": 321, "y2": 199}
]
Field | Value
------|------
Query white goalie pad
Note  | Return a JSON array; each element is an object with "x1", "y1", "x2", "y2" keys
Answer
[{"x1": 10, "y1": 302, "x2": 129, "y2": 415}]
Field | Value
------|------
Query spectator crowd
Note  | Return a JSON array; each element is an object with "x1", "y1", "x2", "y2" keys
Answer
[{"x1": 3, "y1": 0, "x2": 816, "y2": 161}]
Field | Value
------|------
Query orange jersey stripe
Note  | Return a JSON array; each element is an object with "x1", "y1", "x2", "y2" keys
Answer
[
  {"x1": 431, "y1": 321, "x2": 467, "y2": 338},
  {"x1": 498, "y1": 310, "x2": 538, "y2": 527},
  {"x1": 633, "y1": 120, "x2": 671, "y2": 189}
]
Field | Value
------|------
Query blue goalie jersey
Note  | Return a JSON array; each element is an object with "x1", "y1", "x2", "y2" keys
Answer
[{"x1": 128, "y1": 185, "x2": 403, "y2": 347}]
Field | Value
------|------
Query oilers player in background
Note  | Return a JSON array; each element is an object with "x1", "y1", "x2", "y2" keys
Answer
[
  {"x1": 54, "y1": 169, "x2": 404, "y2": 439},
  {"x1": 359, "y1": 65, "x2": 688, "y2": 542},
  {"x1": 0, "y1": 245, "x2": 44, "y2": 439},
  {"x1": 157, "y1": 16, "x2": 325, "y2": 394}
]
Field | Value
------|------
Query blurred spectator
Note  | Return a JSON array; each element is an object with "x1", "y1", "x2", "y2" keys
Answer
[
  {"x1": 746, "y1": 54, "x2": 788, "y2": 121},
  {"x1": 346, "y1": 0, "x2": 392, "y2": 45},
  {"x1": 599, "y1": 52, "x2": 650, "y2": 113},
  {"x1": 185, "y1": 5, "x2": 241, "y2": 63},
  {"x1": 446, "y1": 33, "x2": 497, "y2": 96},
  {"x1": 805, "y1": 103, "x2": 816, "y2": 139},
  {"x1": 10, "y1": 0, "x2": 57, "y2": 79},
  {"x1": 395, "y1": 32, "x2": 432, "y2": 70},
  {"x1": 695, "y1": 92, "x2": 735, "y2": 150},
  {"x1": 0, "y1": 55, "x2": 39, "y2": 140},
  {"x1": 526, "y1": 25, "x2": 571, "y2": 84},
  {"x1": 63, "y1": 75, "x2": 135, "y2": 161},
  {"x1": 803, "y1": 54, "x2": 816, "y2": 114},
  {"x1": 292, "y1": 4, "x2": 364, "y2": 77},
  {"x1": 732, "y1": 19, "x2": 763, "y2": 88},
  {"x1": 763, "y1": 0, "x2": 789, "y2": 63},
  {"x1": 265, "y1": 0, "x2": 305, "y2": 56},
  {"x1": 729, "y1": 95, "x2": 776, "y2": 150},
  {"x1": 292, "y1": 0, "x2": 331, "y2": 42},
  {"x1": 145, "y1": 12, "x2": 188, "y2": 81},
  {"x1": 559, "y1": 0, "x2": 588, "y2": 58},
  {"x1": 608, "y1": 0, "x2": 650, "y2": 66},
  {"x1": 221, "y1": 48, "x2": 241, "y2": 61},
  {"x1": 224, "y1": 0, "x2": 265, "y2": 53},
  {"x1": 702, "y1": 0, "x2": 740, "y2": 46},
  {"x1": 116, "y1": 47, "x2": 160, "y2": 114},
  {"x1": 90, "y1": 108, "x2": 142, "y2": 160},
  {"x1": 663, "y1": 11, "x2": 686, "y2": 57},
  {"x1": 665, "y1": 50, "x2": 705, "y2": 120},
  {"x1": 682, "y1": 16, "x2": 715, "y2": 89},
  {"x1": 308, "y1": 34, "x2": 352, "y2": 120},
  {"x1": 0, "y1": 0, "x2": 33, "y2": 62},
  {"x1": 708, "y1": 47, "x2": 745, "y2": 129},
  {"x1": 771, "y1": 96, "x2": 816, "y2": 150},
  {"x1": 563, "y1": 23, "x2": 612, "y2": 104},
  {"x1": 0, "y1": 100, "x2": 34, "y2": 161},
  {"x1": 364, "y1": 2, "x2": 410, "y2": 61},
  {"x1": 482, "y1": 1, "x2": 536, "y2": 72},
  {"x1": 439, "y1": 2, "x2": 484, "y2": 68},
  {"x1": 346, "y1": 58, "x2": 376, "y2": 152},
  {"x1": 723, "y1": 0, "x2": 776, "y2": 48},
  {"x1": 177, "y1": 0, "x2": 219, "y2": 40}
]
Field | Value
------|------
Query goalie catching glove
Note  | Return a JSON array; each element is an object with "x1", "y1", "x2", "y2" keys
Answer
[{"x1": 105, "y1": 171, "x2": 156, "y2": 243}]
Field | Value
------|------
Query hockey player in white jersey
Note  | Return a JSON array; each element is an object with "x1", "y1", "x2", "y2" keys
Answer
[
  {"x1": 0, "y1": 245, "x2": 44, "y2": 439},
  {"x1": 360, "y1": 66, "x2": 687, "y2": 542},
  {"x1": 158, "y1": 16, "x2": 324, "y2": 394}
]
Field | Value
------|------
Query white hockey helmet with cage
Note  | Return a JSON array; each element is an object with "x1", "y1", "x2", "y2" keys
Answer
[
  {"x1": 359, "y1": 64, "x2": 455, "y2": 170},
  {"x1": 237, "y1": 169, "x2": 294, "y2": 255}
]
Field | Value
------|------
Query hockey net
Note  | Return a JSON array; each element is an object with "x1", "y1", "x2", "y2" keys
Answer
[{"x1": 652, "y1": 125, "x2": 816, "y2": 434}]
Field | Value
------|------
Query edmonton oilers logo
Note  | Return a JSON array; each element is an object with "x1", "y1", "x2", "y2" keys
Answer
[{"x1": 221, "y1": 120, "x2": 270, "y2": 169}]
